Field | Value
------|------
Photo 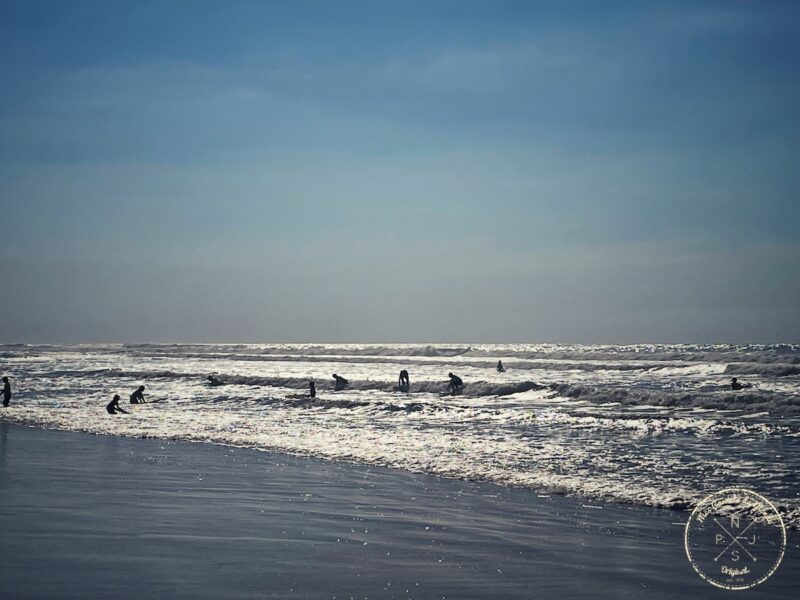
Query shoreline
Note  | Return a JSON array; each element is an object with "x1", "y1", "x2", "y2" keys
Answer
[{"x1": 1, "y1": 422, "x2": 797, "y2": 598}]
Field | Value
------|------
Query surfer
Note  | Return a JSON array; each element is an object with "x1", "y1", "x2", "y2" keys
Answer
[
  {"x1": 730, "y1": 377, "x2": 751, "y2": 391},
  {"x1": 129, "y1": 385, "x2": 146, "y2": 404},
  {"x1": 2, "y1": 376, "x2": 11, "y2": 407},
  {"x1": 332, "y1": 374, "x2": 348, "y2": 391},
  {"x1": 206, "y1": 374, "x2": 223, "y2": 386},
  {"x1": 399, "y1": 369, "x2": 410, "y2": 390},
  {"x1": 309, "y1": 380, "x2": 316, "y2": 398},
  {"x1": 496, "y1": 361, "x2": 506, "y2": 373},
  {"x1": 106, "y1": 394, "x2": 129, "y2": 414},
  {"x1": 447, "y1": 373, "x2": 463, "y2": 395}
]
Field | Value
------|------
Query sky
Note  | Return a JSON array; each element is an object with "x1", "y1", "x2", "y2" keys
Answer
[{"x1": 1, "y1": 0, "x2": 798, "y2": 344}]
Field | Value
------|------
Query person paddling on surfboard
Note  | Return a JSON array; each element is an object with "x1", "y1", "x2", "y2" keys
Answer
[
  {"x1": 129, "y1": 385, "x2": 146, "y2": 404},
  {"x1": 332, "y1": 374, "x2": 348, "y2": 391},
  {"x1": 106, "y1": 394, "x2": 129, "y2": 414},
  {"x1": 730, "y1": 377, "x2": 752, "y2": 391},
  {"x1": 447, "y1": 373, "x2": 463, "y2": 396}
]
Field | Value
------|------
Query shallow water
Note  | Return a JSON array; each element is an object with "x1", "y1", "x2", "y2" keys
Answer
[
  {"x1": 2, "y1": 343, "x2": 799, "y2": 526},
  {"x1": 2, "y1": 424, "x2": 797, "y2": 599}
]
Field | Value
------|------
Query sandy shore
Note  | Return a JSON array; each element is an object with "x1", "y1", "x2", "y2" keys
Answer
[{"x1": 0, "y1": 422, "x2": 796, "y2": 599}]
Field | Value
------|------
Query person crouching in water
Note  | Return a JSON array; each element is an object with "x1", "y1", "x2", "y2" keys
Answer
[
  {"x1": 107, "y1": 394, "x2": 129, "y2": 414},
  {"x1": 398, "y1": 369, "x2": 410, "y2": 391},
  {"x1": 447, "y1": 373, "x2": 463, "y2": 395},
  {"x1": 496, "y1": 361, "x2": 506, "y2": 373},
  {"x1": 130, "y1": 385, "x2": 146, "y2": 404},
  {"x1": 332, "y1": 374, "x2": 348, "y2": 391}
]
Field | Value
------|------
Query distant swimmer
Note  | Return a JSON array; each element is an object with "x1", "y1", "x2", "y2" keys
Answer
[
  {"x1": 106, "y1": 394, "x2": 129, "y2": 414},
  {"x1": 730, "y1": 377, "x2": 752, "y2": 391},
  {"x1": 206, "y1": 375, "x2": 223, "y2": 386},
  {"x1": 496, "y1": 361, "x2": 506, "y2": 373},
  {"x1": 399, "y1": 369, "x2": 410, "y2": 390},
  {"x1": 129, "y1": 385, "x2": 146, "y2": 404},
  {"x1": 447, "y1": 372, "x2": 463, "y2": 396},
  {"x1": 332, "y1": 374, "x2": 348, "y2": 391},
  {"x1": 2, "y1": 376, "x2": 11, "y2": 407},
  {"x1": 309, "y1": 380, "x2": 316, "y2": 398}
]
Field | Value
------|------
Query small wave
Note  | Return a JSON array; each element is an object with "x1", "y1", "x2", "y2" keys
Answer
[
  {"x1": 119, "y1": 343, "x2": 474, "y2": 358},
  {"x1": 550, "y1": 383, "x2": 800, "y2": 417},
  {"x1": 724, "y1": 363, "x2": 800, "y2": 377}
]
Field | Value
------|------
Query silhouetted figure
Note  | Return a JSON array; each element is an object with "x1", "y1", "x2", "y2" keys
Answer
[
  {"x1": 206, "y1": 375, "x2": 223, "y2": 386},
  {"x1": 399, "y1": 370, "x2": 410, "y2": 390},
  {"x1": 106, "y1": 394, "x2": 129, "y2": 414},
  {"x1": 496, "y1": 361, "x2": 505, "y2": 373},
  {"x1": 2, "y1": 376, "x2": 10, "y2": 407},
  {"x1": 447, "y1": 372, "x2": 463, "y2": 395},
  {"x1": 730, "y1": 377, "x2": 751, "y2": 390},
  {"x1": 130, "y1": 385, "x2": 146, "y2": 404},
  {"x1": 332, "y1": 374, "x2": 348, "y2": 391},
  {"x1": 309, "y1": 381, "x2": 316, "y2": 398}
]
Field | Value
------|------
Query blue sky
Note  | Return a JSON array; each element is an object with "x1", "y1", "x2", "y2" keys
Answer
[{"x1": 1, "y1": 1, "x2": 798, "y2": 343}]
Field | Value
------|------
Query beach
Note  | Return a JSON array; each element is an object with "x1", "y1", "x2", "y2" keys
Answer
[
  {"x1": 0, "y1": 422, "x2": 796, "y2": 599},
  {"x1": 4, "y1": 1, "x2": 800, "y2": 596}
]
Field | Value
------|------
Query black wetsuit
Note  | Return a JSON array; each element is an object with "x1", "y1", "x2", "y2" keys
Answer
[
  {"x1": 333, "y1": 376, "x2": 348, "y2": 391},
  {"x1": 309, "y1": 382, "x2": 316, "y2": 398},
  {"x1": 399, "y1": 370, "x2": 410, "y2": 388},
  {"x1": 496, "y1": 361, "x2": 505, "y2": 373},
  {"x1": 448, "y1": 375, "x2": 463, "y2": 395},
  {"x1": 130, "y1": 389, "x2": 145, "y2": 404},
  {"x1": 106, "y1": 398, "x2": 128, "y2": 414},
  {"x1": 2, "y1": 381, "x2": 10, "y2": 407}
]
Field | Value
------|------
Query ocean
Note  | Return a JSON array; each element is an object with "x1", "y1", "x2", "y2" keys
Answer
[{"x1": 2, "y1": 342, "x2": 799, "y2": 527}]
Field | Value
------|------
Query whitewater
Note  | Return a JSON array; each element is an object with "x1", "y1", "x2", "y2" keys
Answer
[{"x1": 2, "y1": 343, "x2": 799, "y2": 526}]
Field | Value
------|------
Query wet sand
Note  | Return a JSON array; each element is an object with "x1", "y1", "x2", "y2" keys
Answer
[{"x1": 0, "y1": 422, "x2": 796, "y2": 599}]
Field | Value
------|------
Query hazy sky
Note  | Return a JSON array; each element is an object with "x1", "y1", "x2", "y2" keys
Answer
[{"x1": 1, "y1": 1, "x2": 798, "y2": 344}]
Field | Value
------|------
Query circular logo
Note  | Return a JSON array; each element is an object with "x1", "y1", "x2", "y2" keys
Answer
[{"x1": 685, "y1": 488, "x2": 786, "y2": 590}]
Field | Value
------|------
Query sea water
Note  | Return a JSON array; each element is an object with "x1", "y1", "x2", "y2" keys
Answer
[{"x1": 2, "y1": 343, "x2": 799, "y2": 526}]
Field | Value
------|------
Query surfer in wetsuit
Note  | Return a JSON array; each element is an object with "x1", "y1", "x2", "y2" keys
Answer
[
  {"x1": 309, "y1": 380, "x2": 316, "y2": 398},
  {"x1": 206, "y1": 374, "x2": 223, "y2": 386},
  {"x1": 106, "y1": 394, "x2": 128, "y2": 414},
  {"x1": 730, "y1": 377, "x2": 751, "y2": 391},
  {"x1": 447, "y1": 373, "x2": 463, "y2": 395},
  {"x1": 2, "y1": 376, "x2": 10, "y2": 407},
  {"x1": 129, "y1": 385, "x2": 146, "y2": 404},
  {"x1": 332, "y1": 374, "x2": 348, "y2": 391},
  {"x1": 496, "y1": 361, "x2": 505, "y2": 373},
  {"x1": 398, "y1": 370, "x2": 410, "y2": 390}
]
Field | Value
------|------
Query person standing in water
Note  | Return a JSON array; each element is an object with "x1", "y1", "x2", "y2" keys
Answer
[
  {"x1": 447, "y1": 373, "x2": 463, "y2": 395},
  {"x1": 496, "y1": 361, "x2": 506, "y2": 373},
  {"x1": 106, "y1": 394, "x2": 129, "y2": 414},
  {"x1": 332, "y1": 374, "x2": 348, "y2": 391},
  {"x1": 309, "y1": 380, "x2": 316, "y2": 398},
  {"x1": 2, "y1": 376, "x2": 11, "y2": 407},
  {"x1": 130, "y1": 385, "x2": 146, "y2": 404},
  {"x1": 398, "y1": 369, "x2": 410, "y2": 390}
]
